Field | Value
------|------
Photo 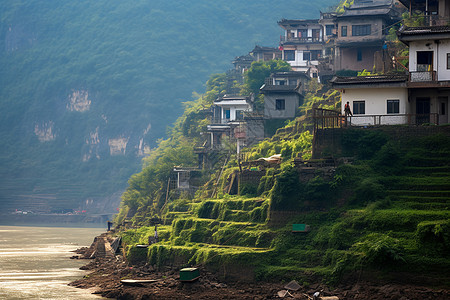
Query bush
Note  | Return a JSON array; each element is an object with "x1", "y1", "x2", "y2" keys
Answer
[
  {"x1": 416, "y1": 220, "x2": 450, "y2": 256},
  {"x1": 352, "y1": 233, "x2": 405, "y2": 266}
]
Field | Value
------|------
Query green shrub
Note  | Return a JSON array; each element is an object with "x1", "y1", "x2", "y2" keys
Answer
[
  {"x1": 351, "y1": 178, "x2": 385, "y2": 205},
  {"x1": 416, "y1": 220, "x2": 450, "y2": 256},
  {"x1": 352, "y1": 233, "x2": 405, "y2": 266}
]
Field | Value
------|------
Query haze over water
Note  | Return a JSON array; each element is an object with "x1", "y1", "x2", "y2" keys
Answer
[{"x1": 0, "y1": 225, "x2": 105, "y2": 299}]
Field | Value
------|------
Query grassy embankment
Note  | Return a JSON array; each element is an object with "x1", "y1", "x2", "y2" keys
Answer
[{"x1": 119, "y1": 121, "x2": 450, "y2": 286}]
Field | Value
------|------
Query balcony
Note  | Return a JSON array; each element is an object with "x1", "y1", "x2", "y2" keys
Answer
[
  {"x1": 280, "y1": 36, "x2": 323, "y2": 44},
  {"x1": 409, "y1": 71, "x2": 436, "y2": 82}
]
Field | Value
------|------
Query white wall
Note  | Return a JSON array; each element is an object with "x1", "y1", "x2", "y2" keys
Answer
[
  {"x1": 438, "y1": 39, "x2": 450, "y2": 81},
  {"x1": 409, "y1": 39, "x2": 450, "y2": 81},
  {"x1": 341, "y1": 87, "x2": 409, "y2": 125},
  {"x1": 409, "y1": 40, "x2": 437, "y2": 72}
]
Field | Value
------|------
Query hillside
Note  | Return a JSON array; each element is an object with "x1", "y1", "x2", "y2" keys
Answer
[
  {"x1": 117, "y1": 122, "x2": 450, "y2": 290},
  {"x1": 0, "y1": 0, "x2": 335, "y2": 213},
  {"x1": 106, "y1": 63, "x2": 449, "y2": 292}
]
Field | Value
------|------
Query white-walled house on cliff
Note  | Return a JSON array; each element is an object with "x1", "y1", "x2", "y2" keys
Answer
[
  {"x1": 278, "y1": 19, "x2": 323, "y2": 79},
  {"x1": 397, "y1": 25, "x2": 450, "y2": 125},
  {"x1": 331, "y1": 75, "x2": 410, "y2": 125},
  {"x1": 331, "y1": 25, "x2": 450, "y2": 126},
  {"x1": 206, "y1": 95, "x2": 264, "y2": 153}
]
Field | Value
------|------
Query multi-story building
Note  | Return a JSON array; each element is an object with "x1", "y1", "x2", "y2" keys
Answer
[
  {"x1": 331, "y1": 25, "x2": 450, "y2": 126},
  {"x1": 334, "y1": 0, "x2": 402, "y2": 72},
  {"x1": 278, "y1": 19, "x2": 323, "y2": 78}
]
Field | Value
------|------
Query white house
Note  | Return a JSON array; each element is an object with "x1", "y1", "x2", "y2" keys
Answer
[
  {"x1": 278, "y1": 19, "x2": 323, "y2": 79},
  {"x1": 207, "y1": 95, "x2": 263, "y2": 153},
  {"x1": 331, "y1": 75, "x2": 409, "y2": 125},
  {"x1": 331, "y1": 25, "x2": 450, "y2": 126},
  {"x1": 397, "y1": 25, "x2": 450, "y2": 125}
]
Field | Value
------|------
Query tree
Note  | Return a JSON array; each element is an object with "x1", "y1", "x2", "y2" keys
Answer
[{"x1": 241, "y1": 60, "x2": 291, "y2": 96}]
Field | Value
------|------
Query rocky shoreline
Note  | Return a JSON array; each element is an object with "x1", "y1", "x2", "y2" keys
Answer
[{"x1": 69, "y1": 245, "x2": 449, "y2": 300}]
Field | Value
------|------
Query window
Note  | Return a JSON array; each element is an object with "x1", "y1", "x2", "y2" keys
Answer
[
  {"x1": 447, "y1": 53, "x2": 450, "y2": 69},
  {"x1": 275, "y1": 80, "x2": 286, "y2": 85},
  {"x1": 357, "y1": 49, "x2": 362, "y2": 61},
  {"x1": 311, "y1": 50, "x2": 322, "y2": 60},
  {"x1": 352, "y1": 24, "x2": 371, "y2": 36},
  {"x1": 341, "y1": 26, "x2": 347, "y2": 37},
  {"x1": 312, "y1": 29, "x2": 320, "y2": 40},
  {"x1": 276, "y1": 99, "x2": 285, "y2": 110},
  {"x1": 303, "y1": 51, "x2": 311, "y2": 61},
  {"x1": 298, "y1": 29, "x2": 307, "y2": 38},
  {"x1": 224, "y1": 109, "x2": 230, "y2": 119},
  {"x1": 236, "y1": 110, "x2": 243, "y2": 120},
  {"x1": 326, "y1": 25, "x2": 334, "y2": 36},
  {"x1": 284, "y1": 50, "x2": 295, "y2": 61},
  {"x1": 387, "y1": 100, "x2": 399, "y2": 114},
  {"x1": 353, "y1": 101, "x2": 365, "y2": 114},
  {"x1": 417, "y1": 51, "x2": 433, "y2": 71},
  {"x1": 289, "y1": 79, "x2": 298, "y2": 86}
]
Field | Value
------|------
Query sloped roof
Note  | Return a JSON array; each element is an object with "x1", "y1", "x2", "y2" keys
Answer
[
  {"x1": 397, "y1": 26, "x2": 450, "y2": 43},
  {"x1": 330, "y1": 74, "x2": 408, "y2": 86},
  {"x1": 251, "y1": 45, "x2": 280, "y2": 53},
  {"x1": 338, "y1": 0, "x2": 398, "y2": 19},
  {"x1": 278, "y1": 19, "x2": 320, "y2": 27}
]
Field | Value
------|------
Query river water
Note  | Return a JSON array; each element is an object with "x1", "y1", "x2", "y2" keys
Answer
[{"x1": 0, "y1": 225, "x2": 106, "y2": 299}]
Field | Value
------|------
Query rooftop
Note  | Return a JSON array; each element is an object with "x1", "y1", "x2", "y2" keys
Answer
[
  {"x1": 330, "y1": 74, "x2": 408, "y2": 86},
  {"x1": 278, "y1": 19, "x2": 320, "y2": 27},
  {"x1": 251, "y1": 45, "x2": 281, "y2": 53},
  {"x1": 397, "y1": 25, "x2": 450, "y2": 43}
]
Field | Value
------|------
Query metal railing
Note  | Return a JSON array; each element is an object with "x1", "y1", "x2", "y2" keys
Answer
[
  {"x1": 410, "y1": 71, "x2": 436, "y2": 82},
  {"x1": 280, "y1": 36, "x2": 323, "y2": 43},
  {"x1": 314, "y1": 113, "x2": 440, "y2": 127}
]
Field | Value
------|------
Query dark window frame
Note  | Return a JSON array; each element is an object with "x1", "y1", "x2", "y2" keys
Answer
[
  {"x1": 352, "y1": 24, "x2": 371, "y2": 36},
  {"x1": 224, "y1": 109, "x2": 230, "y2": 119},
  {"x1": 303, "y1": 51, "x2": 311, "y2": 61},
  {"x1": 275, "y1": 99, "x2": 286, "y2": 110},
  {"x1": 326, "y1": 25, "x2": 334, "y2": 36},
  {"x1": 341, "y1": 26, "x2": 347, "y2": 37},
  {"x1": 387, "y1": 99, "x2": 400, "y2": 114},
  {"x1": 357, "y1": 49, "x2": 362, "y2": 61},
  {"x1": 284, "y1": 50, "x2": 295, "y2": 61},
  {"x1": 311, "y1": 50, "x2": 321, "y2": 60},
  {"x1": 447, "y1": 53, "x2": 450, "y2": 69},
  {"x1": 353, "y1": 101, "x2": 365, "y2": 115}
]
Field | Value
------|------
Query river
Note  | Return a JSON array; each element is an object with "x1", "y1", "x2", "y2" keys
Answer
[{"x1": 0, "y1": 225, "x2": 106, "y2": 299}]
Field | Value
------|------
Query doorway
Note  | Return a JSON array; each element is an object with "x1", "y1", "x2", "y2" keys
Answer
[
  {"x1": 416, "y1": 97, "x2": 430, "y2": 124},
  {"x1": 439, "y1": 96, "x2": 448, "y2": 125}
]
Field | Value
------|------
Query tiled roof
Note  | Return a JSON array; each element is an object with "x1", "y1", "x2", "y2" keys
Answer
[
  {"x1": 330, "y1": 75, "x2": 408, "y2": 85},
  {"x1": 251, "y1": 45, "x2": 280, "y2": 52},
  {"x1": 397, "y1": 26, "x2": 450, "y2": 35},
  {"x1": 278, "y1": 19, "x2": 320, "y2": 26}
]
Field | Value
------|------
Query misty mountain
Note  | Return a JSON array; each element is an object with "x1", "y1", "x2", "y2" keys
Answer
[{"x1": 0, "y1": 0, "x2": 335, "y2": 214}]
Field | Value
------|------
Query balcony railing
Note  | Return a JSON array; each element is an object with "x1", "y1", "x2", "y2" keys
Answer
[
  {"x1": 409, "y1": 71, "x2": 436, "y2": 82},
  {"x1": 280, "y1": 36, "x2": 323, "y2": 43},
  {"x1": 313, "y1": 108, "x2": 440, "y2": 128}
]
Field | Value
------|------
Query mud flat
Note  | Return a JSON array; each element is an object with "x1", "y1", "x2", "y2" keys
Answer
[{"x1": 70, "y1": 246, "x2": 450, "y2": 300}]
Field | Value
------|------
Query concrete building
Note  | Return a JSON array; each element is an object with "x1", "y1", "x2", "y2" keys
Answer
[
  {"x1": 278, "y1": 19, "x2": 323, "y2": 78},
  {"x1": 397, "y1": 25, "x2": 450, "y2": 125},
  {"x1": 260, "y1": 72, "x2": 310, "y2": 119},
  {"x1": 334, "y1": 0, "x2": 401, "y2": 72}
]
